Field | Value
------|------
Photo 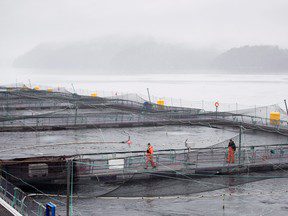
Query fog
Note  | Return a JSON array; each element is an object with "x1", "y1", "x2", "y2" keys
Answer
[{"x1": 1, "y1": 0, "x2": 288, "y2": 64}]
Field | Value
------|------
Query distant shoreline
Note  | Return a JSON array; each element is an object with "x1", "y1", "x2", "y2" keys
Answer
[{"x1": 8, "y1": 67, "x2": 288, "y2": 75}]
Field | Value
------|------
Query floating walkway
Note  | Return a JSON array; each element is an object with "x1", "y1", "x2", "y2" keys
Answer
[{"x1": 1, "y1": 144, "x2": 288, "y2": 186}]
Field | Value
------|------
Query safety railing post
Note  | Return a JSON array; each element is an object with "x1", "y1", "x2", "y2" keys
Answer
[
  {"x1": 196, "y1": 151, "x2": 199, "y2": 168},
  {"x1": 66, "y1": 160, "x2": 71, "y2": 216},
  {"x1": 11, "y1": 187, "x2": 18, "y2": 208},
  {"x1": 238, "y1": 126, "x2": 242, "y2": 165}
]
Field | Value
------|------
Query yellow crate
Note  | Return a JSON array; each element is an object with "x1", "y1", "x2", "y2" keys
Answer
[
  {"x1": 270, "y1": 112, "x2": 280, "y2": 125},
  {"x1": 157, "y1": 99, "x2": 165, "y2": 110},
  {"x1": 157, "y1": 99, "x2": 165, "y2": 106}
]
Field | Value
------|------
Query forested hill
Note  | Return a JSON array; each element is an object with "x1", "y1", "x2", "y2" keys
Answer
[
  {"x1": 214, "y1": 45, "x2": 288, "y2": 71},
  {"x1": 13, "y1": 38, "x2": 288, "y2": 72},
  {"x1": 13, "y1": 38, "x2": 216, "y2": 72}
]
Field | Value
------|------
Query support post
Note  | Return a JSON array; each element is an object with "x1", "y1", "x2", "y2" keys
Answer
[
  {"x1": 238, "y1": 126, "x2": 242, "y2": 164},
  {"x1": 146, "y1": 88, "x2": 151, "y2": 104},
  {"x1": 70, "y1": 161, "x2": 74, "y2": 216},
  {"x1": 284, "y1": 100, "x2": 288, "y2": 116},
  {"x1": 266, "y1": 106, "x2": 268, "y2": 125},
  {"x1": 66, "y1": 160, "x2": 71, "y2": 216},
  {"x1": 74, "y1": 103, "x2": 78, "y2": 126}
]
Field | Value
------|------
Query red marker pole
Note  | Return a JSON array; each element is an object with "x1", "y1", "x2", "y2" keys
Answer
[{"x1": 215, "y1": 101, "x2": 219, "y2": 118}]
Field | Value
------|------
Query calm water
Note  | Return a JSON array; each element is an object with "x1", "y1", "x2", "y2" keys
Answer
[
  {"x1": 0, "y1": 126, "x2": 287, "y2": 160},
  {"x1": 2, "y1": 68, "x2": 288, "y2": 215},
  {"x1": 2, "y1": 67, "x2": 288, "y2": 107},
  {"x1": 36, "y1": 173, "x2": 288, "y2": 216}
]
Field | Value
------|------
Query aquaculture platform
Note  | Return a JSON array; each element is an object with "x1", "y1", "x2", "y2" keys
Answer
[
  {"x1": 1, "y1": 144, "x2": 288, "y2": 186},
  {"x1": 1, "y1": 87, "x2": 288, "y2": 137}
]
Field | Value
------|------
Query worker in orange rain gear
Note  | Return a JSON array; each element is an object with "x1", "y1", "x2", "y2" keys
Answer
[
  {"x1": 145, "y1": 143, "x2": 156, "y2": 169},
  {"x1": 227, "y1": 139, "x2": 236, "y2": 163}
]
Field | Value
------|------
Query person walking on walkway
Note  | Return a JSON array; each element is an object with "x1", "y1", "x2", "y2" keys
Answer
[
  {"x1": 145, "y1": 143, "x2": 156, "y2": 169},
  {"x1": 227, "y1": 139, "x2": 236, "y2": 163}
]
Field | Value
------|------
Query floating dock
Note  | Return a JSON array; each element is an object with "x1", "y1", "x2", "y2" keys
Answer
[{"x1": 1, "y1": 144, "x2": 288, "y2": 186}]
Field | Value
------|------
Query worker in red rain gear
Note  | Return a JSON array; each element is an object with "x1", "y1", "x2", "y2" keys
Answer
[
  {"x1": 145, "y1": 143, "x2": 156, "y2": 169},
  {"x1": 227, "y1": 139, "x2": 236, "y2": 163}
]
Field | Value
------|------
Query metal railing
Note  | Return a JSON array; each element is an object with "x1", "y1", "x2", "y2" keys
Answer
[
  {"x1": 0, "y1": 176, "x2": 45, "y2": 216},
  {"x1": 73, "y1": 144, "x2": 288, "y2": 179}
]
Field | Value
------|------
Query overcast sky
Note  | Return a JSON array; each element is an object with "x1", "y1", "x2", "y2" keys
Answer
[{"x1": 0, "y1": 0, "x2": 288, "y2": 60}]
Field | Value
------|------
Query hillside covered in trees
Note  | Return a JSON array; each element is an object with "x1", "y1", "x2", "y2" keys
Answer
[{"x1": 13, "y1": 37, "x2": 288, "y2": 73}]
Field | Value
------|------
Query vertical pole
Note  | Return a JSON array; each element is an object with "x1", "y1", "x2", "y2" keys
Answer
[
  {"x1": 5, "y1": 92, "x2": 8, "y2": 115},
  {"x1": 70, "y1": 161, "x2": 74, "y2": 216},
  {"x1": 266, "y1": 106, "x2": 268, "y2": 125},
  {"x1": 236, "y1": 103, "x2": 238, "y2": 114},
  {"x1": 238, "y1": 126, "x2": 242, "y2": 165},
  {"x1": 66, "y1": 160, "x2": 71, "y2": 216},
  {"x1": 74, "y1": 103, "x2": 78, "y2": 126},
  {"x1": 202, "y1": 100, "x2": 204, "y2": 110},
  {"x1": 71, "y1": 84, "x2": 76, "y2": 94},
  {"x1": 146, "y1": 88, "x2": 151, "y2": 104},
  {"x1": 284, "y1": 100, "x2": 288, "y2": 116}
]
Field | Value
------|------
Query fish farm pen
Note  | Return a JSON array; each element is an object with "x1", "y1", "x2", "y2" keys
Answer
[
  {"x1": 1, "y1": 85, "x2": 288, "y2": 215},
  {"x1": 0, "y1": 86, "x2": 288, "y2": 135}
]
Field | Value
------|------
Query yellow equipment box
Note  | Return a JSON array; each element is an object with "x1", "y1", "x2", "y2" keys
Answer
[
  {"x1": 157, "y1": 99, "x2": 165, "y2": 106},
  {"x1": 270, "y1": 112, "x2": 280, "y2": 125},
  {"x1": 157, "y1": 99, "x2": 165, "y2": 110}
]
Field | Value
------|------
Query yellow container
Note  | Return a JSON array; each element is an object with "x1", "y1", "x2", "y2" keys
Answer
[
  {"x1": 34, "y1": 86, "x2": 40, "y2": 91},
  {"x1": 270, "y1": 112, "x2": 280, "y2": 125},
  {"x1": 157, "y1": 99, "x2": 165, "y2": 106},
  {"x1": 47, "y1": 88, "x2": 53, "y2": 92},
  {"x1": 157, "y1": 99, "x2": 165, "y2": 110},
  {"x1": 91, "y1": 93, "x2": 97, "y2": 97}
]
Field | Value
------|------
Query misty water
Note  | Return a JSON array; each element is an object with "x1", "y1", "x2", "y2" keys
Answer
[
  {"x1": 2, "y1": 68, "x2": 288, "y2": 215},
  {"x1": 2, "y1": 67, "x2": 288, "y2": 106}
]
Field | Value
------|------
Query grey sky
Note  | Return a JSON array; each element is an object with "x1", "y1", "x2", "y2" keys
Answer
[{"x1": 0, "y1": 0, "x2": 288, "y2": 59}]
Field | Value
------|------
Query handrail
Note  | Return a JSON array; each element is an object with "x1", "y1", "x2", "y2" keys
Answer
[
  {"x1": 73, "y1": 143, "x2": 288, "y2": 158},
  {"x1": 0, "y1": 176, "x2": 45, "y2": 216}
]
